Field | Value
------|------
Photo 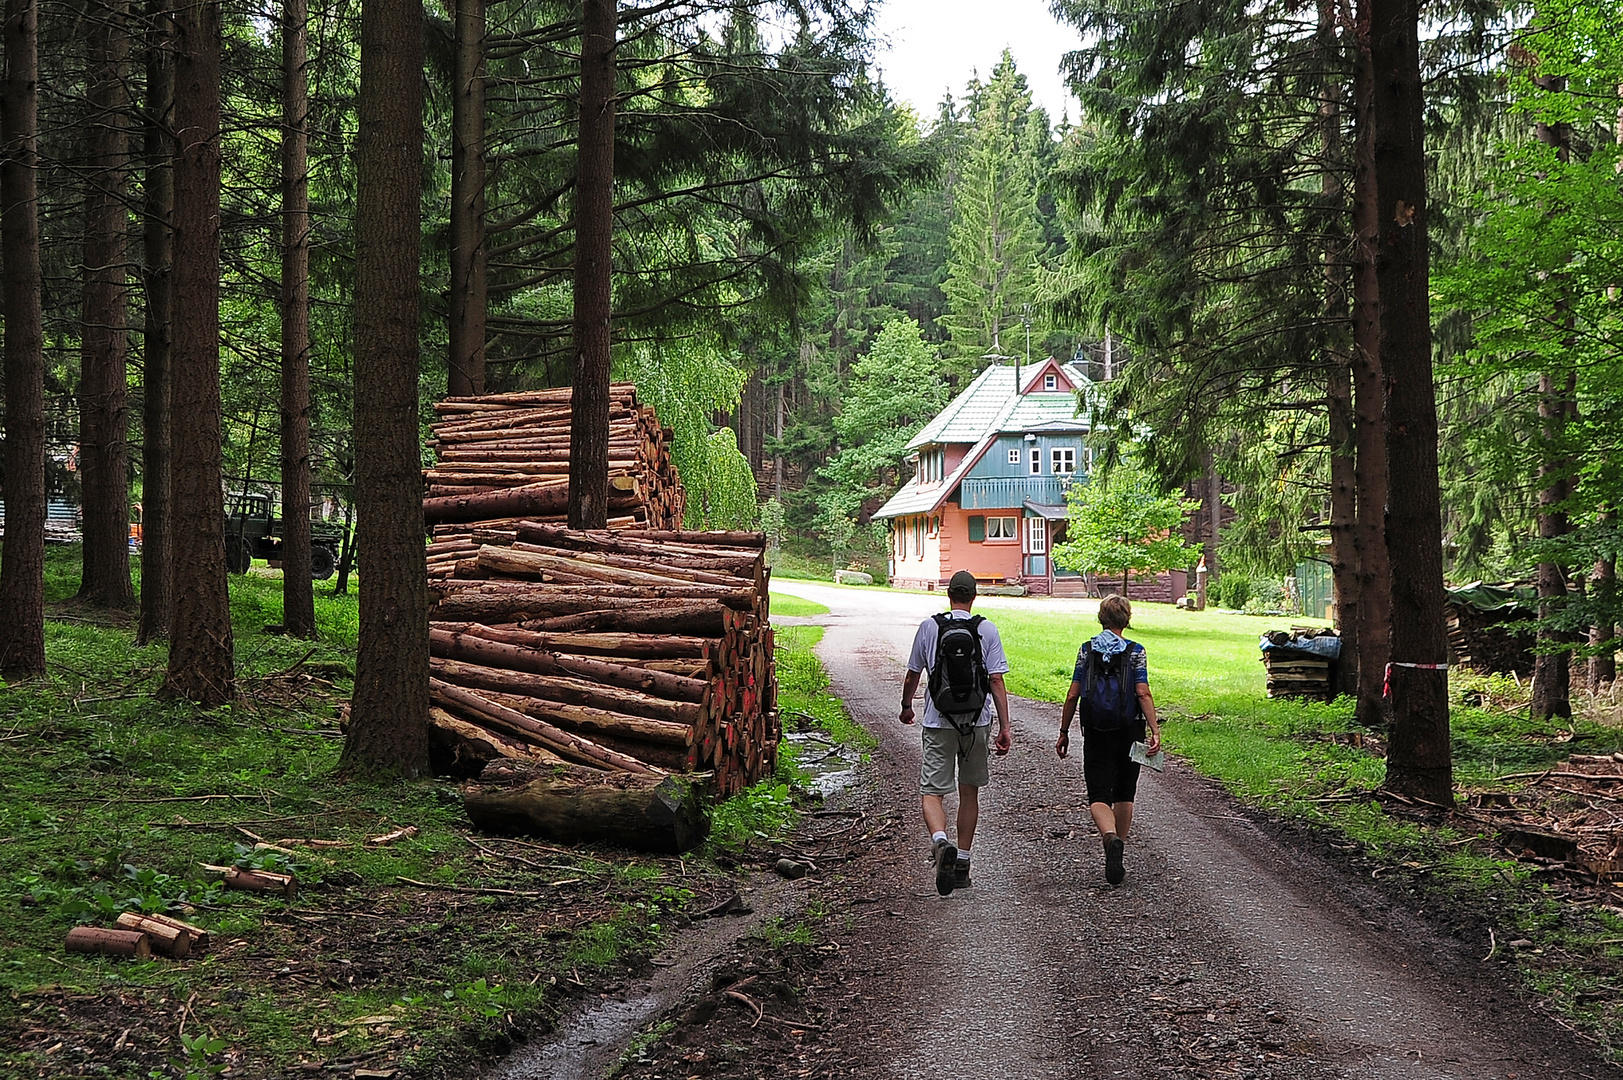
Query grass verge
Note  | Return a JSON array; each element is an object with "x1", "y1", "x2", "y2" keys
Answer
[
  {"x1": 994, "y1": 601, "x2": 1623, "y2": 1058},
  {"x1": 708, "y1": 624, "x2": 871, "y2": 851},
  {"x1": 766, "y1": 593, "x2": 830, "y2": 618}
]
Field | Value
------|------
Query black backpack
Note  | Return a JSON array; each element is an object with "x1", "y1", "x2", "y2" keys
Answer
[
  {"x1": 929, "y1": 613, "x2": 990, "y2": 733},
  {"x1": 1078, "y1": 642, "x2": 1141, "y2": 733}
]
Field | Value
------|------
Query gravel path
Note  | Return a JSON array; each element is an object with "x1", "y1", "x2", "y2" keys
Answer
[{"x1": 766, "y1": 580, "x2": 1618, "y2": 1080}]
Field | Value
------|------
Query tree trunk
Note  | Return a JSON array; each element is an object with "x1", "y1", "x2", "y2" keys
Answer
[
  {"x1": 447, "y1": 0, "x2": 486, "y2": 398},
  {"x1": 77, "y1": 0, "x2": 135, "y2": 610},
  {"x1": 1531, "y1": 73, "x2": 1576, "y2": 722},
  {"x1": 1370, "y1": 0, "x2": 1451, "y2": 804},
  {"x1": 341, "y1": 0, "x2": 429, "y2": 778},
  {"x1": 1321, "y1": 2, "x2": 1358, "y2": 698},
  {"x1": 463, "y1": 772, "x2": 710, "y2": 854},
  {"x1": 136, "y1": 0, "x2": 175, "y2": 646},
  {"x1": 279, "y1": 0, "x2": 314, "y2": 637},
  {"x1": 0, "y1": 0, "x2": 47, "y2": 677},
  {"x1": 568, "y1": 0, "x2": 615, "y2": 529},
  {"x1": 1351, "y1": 9, "x2": 1390, "y2": 729},
  {"x1": 161, "y1": 0, "x2": 233, "y2": 705},
  {"x1": 1592, "y1": 511, "x2": 1616, "y2": 688}
]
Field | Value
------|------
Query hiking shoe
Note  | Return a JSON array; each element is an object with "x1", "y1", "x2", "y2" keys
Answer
[
  {"x1": 954, "y1": 857, "x2": 973, "y2": 889},
  {"x1": 1104, "y1": 836, "x2": 1126, "y2": 886},
  {"x1": 932, "y1": 838, "x2": 958, "y2": 896}
]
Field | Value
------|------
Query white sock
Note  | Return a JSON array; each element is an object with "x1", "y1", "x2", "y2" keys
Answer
[
  {"x1": 931, "y1": 830, "x2": 949, "y2": 845},
  {"x1": 957, "y1": 848, "x2": 971, "y2": 862}
]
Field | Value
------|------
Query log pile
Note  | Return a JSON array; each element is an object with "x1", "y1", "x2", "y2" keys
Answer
[
  {"x1": 1445, "y1": 601, "x2": 1535, "y2": 677},
  {"x1": 426, "y1": 521, "x2": 779, "y2": 799},
  {"x1": 1260, "y1": 627, "x2": 1339, "y2": 701},
  {"x1": 424, "y1": 385, "x2": 684, "y2": 567}
]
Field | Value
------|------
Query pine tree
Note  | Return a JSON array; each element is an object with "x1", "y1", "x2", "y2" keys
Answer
[{"x1": 940, "y1": 51, "x2": 1045, "y2": 380}]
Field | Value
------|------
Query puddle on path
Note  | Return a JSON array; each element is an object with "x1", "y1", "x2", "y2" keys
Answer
[
  {"x1": 784, "y1": 732, "x2": 862, "y2": 797},
  {"x1": 479, "y1": 877, "x2": 800, "y2": 1080}
]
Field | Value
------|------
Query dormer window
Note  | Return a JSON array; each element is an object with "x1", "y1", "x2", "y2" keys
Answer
[{"x1": 1044, "y1": 373, "x2": 1057, "y2": 391}]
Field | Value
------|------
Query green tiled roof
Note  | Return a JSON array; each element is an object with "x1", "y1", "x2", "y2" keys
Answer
[
  {"x1": 875, "y1": 361, "x2": 1095, "y2": 521},
  {"x1": 907, "y1": 362, "x2": 1089, "y2": 450}
]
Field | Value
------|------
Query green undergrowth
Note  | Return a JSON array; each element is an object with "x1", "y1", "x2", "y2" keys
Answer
[
  {"x1": 708, "y1": 624, "x2": 871, "y2": 850},
  {"x1": 995, "y1": 601, "x2": 1623, "y2": 1057},
  {"x1": 0, "y1": 546, "x2": 724, "y2": 1079}
]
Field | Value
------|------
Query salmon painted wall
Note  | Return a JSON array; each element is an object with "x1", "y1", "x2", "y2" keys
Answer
[{"x1": 888, "y1": 503, "x2": 1024, "y2": 588}]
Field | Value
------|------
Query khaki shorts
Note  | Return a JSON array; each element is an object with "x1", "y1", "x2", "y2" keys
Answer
[{"x1": 920, "y1": 724, "x2": 991, "y2": 796}]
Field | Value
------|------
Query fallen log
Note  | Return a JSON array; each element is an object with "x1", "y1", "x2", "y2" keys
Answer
[
  {"x1": 463, "y1": 771, "x2": 710, "y2": 853},
  {"x1": 66, "y1": 926, "x2": 151, "y2": 959},
  {"x1": 430, "y1": 656, "x2": 704, "y2": 727},
  {"x1": 478, "y1": 691, "x2": 700, "y2": 762},
  {"x1": 430, "y1": 678, "x2": 664, "y2": 775},
  {"x1": 118, "y1": 911, "x2": 209, "y2": 951},
  {"x1": 429, "y1": 626, "x2": 710, "y2": 700}
]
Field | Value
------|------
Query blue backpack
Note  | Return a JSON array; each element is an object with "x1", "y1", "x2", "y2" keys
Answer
[{"x1": 1078, "y1": 642, "x2": 1141, "y2": 732}]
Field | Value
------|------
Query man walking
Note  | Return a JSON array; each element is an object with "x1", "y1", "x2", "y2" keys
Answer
[{"x1": 899, "y1": 570, "x2": 1013, "y2": 895}]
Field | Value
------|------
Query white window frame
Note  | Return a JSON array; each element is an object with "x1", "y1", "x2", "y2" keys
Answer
[
  {"x1": 1007, "y1": 448, "x2": 1021, "y2": 465},
  {"x1": 914, "y1": 517, "x2": 924, "y2": 558},
  {"x1": 1083, "y1": 447, "x2": 1095, "y2": 473},
  {"x1": 1051, "y1": 447, "x2": 1076, "y2": 475},
  {"x1": 1027, "y1": 517, "x2": 1047, "y2": 554},
  {"x1": 985, "y1": 515, "x2": 1018, "y2": 541},
  {"x1": 1044, "y1": 373, "x2": 1058, "y2": 391},
  {"x1": 1029, "y1": 448, "x2": 1041, "y2": 475}
]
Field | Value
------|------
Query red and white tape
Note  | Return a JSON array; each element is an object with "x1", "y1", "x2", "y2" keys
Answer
[{"x1": 1383, "y1": 661, "x2": 1450, "y2": 697}]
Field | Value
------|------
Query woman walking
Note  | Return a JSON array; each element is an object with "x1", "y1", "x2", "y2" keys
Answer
[{"x1": 1055, "y1": 595, "x2": 1162, "y2": 885}]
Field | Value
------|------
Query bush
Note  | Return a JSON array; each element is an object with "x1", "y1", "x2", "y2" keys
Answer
[
  {"x1": 1240, "y1": 578, "x2": 1289, "y2": 615},
  {"x1": 1214, "y1": 575, "x2": 1250, "y2": 610}
]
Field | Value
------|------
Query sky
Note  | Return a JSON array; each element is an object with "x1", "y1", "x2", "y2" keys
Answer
[{"x1": 871, "y1": 0, "x2": 1082, "y2": 124}]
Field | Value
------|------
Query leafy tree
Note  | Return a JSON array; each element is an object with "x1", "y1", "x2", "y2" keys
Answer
[
  {"x1": 819, "y1": 317, "x2": 948, "y2": 517},
  {"x1": 618, "y1": 342, "x2": 757, "y2": 529},
  {"x1": 1052, "y1": 458, "x2": 1200, "y2": 598}
]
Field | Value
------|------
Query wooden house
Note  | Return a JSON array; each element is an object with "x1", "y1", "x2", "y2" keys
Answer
[{"x1": 873, "y1": 357, "x2": 1094, "y2": 597}]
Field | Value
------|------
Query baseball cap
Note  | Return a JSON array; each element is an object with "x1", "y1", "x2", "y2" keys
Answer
[{"x1": 947, "y1": 570, "x2": 978, "y2": 600}]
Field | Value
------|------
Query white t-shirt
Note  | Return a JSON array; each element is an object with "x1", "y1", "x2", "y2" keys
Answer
[{"x1": 907, "y1": 609, "x2": 1010, "y2": 728}]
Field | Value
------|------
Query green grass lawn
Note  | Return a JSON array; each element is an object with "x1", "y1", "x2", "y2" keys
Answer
[{"x1": 767, "y1": 592, "x2": 830, "y2": 618}]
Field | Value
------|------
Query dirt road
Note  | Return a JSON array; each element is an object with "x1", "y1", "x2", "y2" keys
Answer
[
  {"x1": 581, "y1": 582, "x2": 1619, "y2": 1080},
  {"x1": 763, "y1": 582, "x2": 1616, "y2": 1080}
]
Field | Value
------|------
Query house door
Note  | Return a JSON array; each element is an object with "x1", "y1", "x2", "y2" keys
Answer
[{"x1": 1024, "y1": 516, "x2": 1047, "y2": 577}]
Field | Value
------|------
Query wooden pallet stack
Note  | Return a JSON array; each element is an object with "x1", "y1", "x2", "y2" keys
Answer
[
  {"x1": 1260, "y1": 628, "x2": 1338, "y2": 701},
  {"x1": 423, "y1": 385, "x2": 684, "y2": 572},
  {"x1": 425, "y1": 522, "x2": 779, "y2": 797}
]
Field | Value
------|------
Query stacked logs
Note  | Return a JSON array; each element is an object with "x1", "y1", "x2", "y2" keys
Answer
[
  {"x1": 423, "y1": 385, "x2": 684, "y2": 570},
  {"x1": 1445, "y1": 602, "x2": 1535, "y2": 677},
  {"x1": 426, "y1": 522, "x2": 779, "y2": 798}
]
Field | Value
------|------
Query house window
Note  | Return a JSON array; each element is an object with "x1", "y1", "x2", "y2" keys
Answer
[
  {"x1": 1044, "y1": 373, "x2": 1058, "y2": 391},
  {"x1": 1051, "y1": 447, "x2": 1076, "y2": 475},
  {"x1": 926, "y1": 515, "x2": 938, "y2": 538},
  {"x1": 986, "y1": 515, "x2": 1018, "y2": 540},
  {"x1": 914, "y1": 517, "x2": 923, "y2": 558},
  {"x1": 1029, "y1": 448, "x2": 1041, "y2": 475},
  {"x1": 1083, "y1": 447, "x2": 1095, "y2": 474},
  {"x1": 1027, "y1": 517, "x2": 1047, "y2": 554},
  {"x1": 1008, "y1": 448, "x2": 1021, "y2": 465}
]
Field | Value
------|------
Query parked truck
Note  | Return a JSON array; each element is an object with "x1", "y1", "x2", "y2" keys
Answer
[{"x1": 225, "y1": 494, "x2": 344, "y2": 580}]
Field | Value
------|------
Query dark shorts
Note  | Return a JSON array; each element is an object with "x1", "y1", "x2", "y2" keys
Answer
[{"x1": 1082, "y1": 722, "x2": 1145, "y2": 806}]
